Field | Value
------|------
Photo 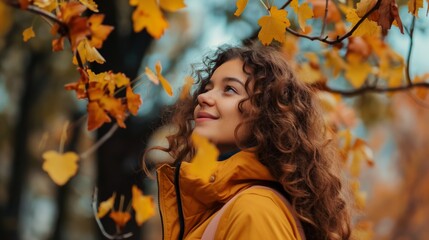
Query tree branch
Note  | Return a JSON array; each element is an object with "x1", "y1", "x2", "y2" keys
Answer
[
  {"x1": 280, "y1": 0, "x2": 293, "y2": 9},
  {"x1": 405, "y1": 16, "x2": 416, "y2": 85},
  {"x1": 286, "y1": 0, "x2": 382, "y2": 44},
  {"x1": 320, "y1": 0, "x2": 329, "y2": 37},
  {"x1": 316, "y1": 82, "x2": 429, "y2": 97}
]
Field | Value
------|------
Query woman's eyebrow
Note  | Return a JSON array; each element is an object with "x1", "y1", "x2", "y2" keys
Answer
[{"x1": 223, "y1": 77, "x2": 245, "y2": 87}]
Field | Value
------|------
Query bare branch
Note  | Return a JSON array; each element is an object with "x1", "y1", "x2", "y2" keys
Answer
[
  {"x1": 316, "y1": 82, "x2": 429, "y2": 97},
  {"x1": 320, "y1": 0, "x2": 329, "y2": 37},
  {"x1": 280, "y1": 0, "x2": 293, "y2": 9},
  {"x1": 405, "y1": 16, "x2": 416, "y2": 85},
  {"x1": 80, "y1": 124, "x2": 119, "y2": 159}
]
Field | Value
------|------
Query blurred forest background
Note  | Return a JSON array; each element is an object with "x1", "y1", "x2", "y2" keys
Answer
[{"x1": 0, "y1": 0, "x2": 429, "y2": 239}]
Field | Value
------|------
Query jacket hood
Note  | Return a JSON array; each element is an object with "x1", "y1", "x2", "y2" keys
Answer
[{"x1": 157, "y1": 149, "x2": 278, "y2": 239}]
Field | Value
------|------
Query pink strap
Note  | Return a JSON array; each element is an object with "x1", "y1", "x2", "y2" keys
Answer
[{"x1": 201, "y1": 186, "x2": 306, "y2": 240}]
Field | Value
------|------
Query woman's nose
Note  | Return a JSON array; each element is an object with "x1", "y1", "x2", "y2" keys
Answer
[{"x1": 197, "y1": 90, "x2": 215, "y2": 106}]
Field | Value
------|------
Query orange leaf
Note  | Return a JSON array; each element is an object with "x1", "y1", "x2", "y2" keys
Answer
[
  {"x1": 97, "y1": 193, "x2": 116, "y2": 218},
  {"x1": 131, "y1": 185, "x2": 155, "y2": 225},
  {"x1": 187, "y1": 133, "x2": 219, "y2": 182},
  {"x1": 22, "y1": 26, "x2": 35, "y2": 42},
  {"x1": 52, "y1": 37, "x2": 65, "y2": 52},
  {"x1": 126, "y1": 86, "x2": 142, "y2": 115},
  {"x1": 65, "y1": 68, "x2": 89, "y2": 99},
  {"x1": 325, "y1": 49, "x2": 347, "y2": 77},
  {"x1": 351, "y1": 180, "x2": 367, "y2": 210},
  {"x1": 131, "y1": 0, "x2": 169, "y2": 39},
  {"x1": 257, "y1": 6, "x2": 290, "y2": 45},
  {"x1": 345, "y1": 7, "x2": 380, "y2": 37},
  {"x1": 290, "y1": 0, "x2": 313, "y2": 31},
  {"x1": 88, "y1": 14, "x2": 114, "y2": 49},
  {"x1": 357, "y1": 0, "x2": 404, "y2": 35},
  {"x1": 99, "y1": 96, "x2": 127, "y2": 128},
  {"x1": 179, "y1": 76, "x2": 194, "y2": 100},
  {"x1": 155, "y1": 61, "x2": 173, "y2": 96},
  {"x1": 308, "y1": 0, "x2": 341, "y2": 23},
  {"x1": 109, "y1": 211, "x2": 131, "y2": 228},
  {"x1": 159, "y1": 0, "x2": 186, "y2": 12},
  {"x1": 76, "y1": 38, "x2": 106, "y2": 64},
  {"x1": 296, "y1": 62, "x2": 324, "y2": 84},
  {"x1": 234, "y1": 0, "x2": 248, "y2": 16},
  {"x1": 79, "y1": 0, "x2": 99, "y2": 12},
  {"x1": 19, "y1": 0, "x2": 30, "y2": 9},
  {"x1": 408, "y1": 0, "x2": 423, "y2": 16},
  {"x1": 87, "y1": 101, "x2": 112, "y2": 131},
  {"x1": 42, "y1": 150, "x2": 79, "y2": 186}
]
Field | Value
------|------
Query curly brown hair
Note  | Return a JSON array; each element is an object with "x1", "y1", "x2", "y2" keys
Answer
[{"x1": 152, "y1": 42, "x2": 351, "y2": 240}]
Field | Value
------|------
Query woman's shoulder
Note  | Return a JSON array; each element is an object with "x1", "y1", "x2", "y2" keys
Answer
[{"x1": 215, "y1": 186, "x2": 302, "y2": 240}]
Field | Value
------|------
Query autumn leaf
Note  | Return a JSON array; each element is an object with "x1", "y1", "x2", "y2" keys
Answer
[
  {"x1": 126, "y1": 86, "x2": 142, "y2": 115},
  {"x1": 345, "y1": 53, "x2": 372, "y2": 88},
  {"x1": 290, "y1": 0, "x2": 314, "y2": 31},
  {"x1": 345, "y1": 7, "x2": 380, "y2": 37},
  {"x1": 131, "y1": 0, "x2": 169, "y2": 39},
  {"x1": 351, "y1": 180, "x2": 367, "y2": 210},
  {"x1": 88, "y1": 14, "x2": 114, "y2": 49},
  {"x1": 159, "y1": 0, "x2": 186, "y2": 12},
  {"x1": 325, "y1": 49, "x2": 347, "y2": 77},
  {"x1": 0, "y1": 2, "x2": 12, "y2": 37},
  {"x1": 155, "y1": 61, "x2": 173, "y2": 96},
  {"x1": 42, "y1": 150, "x2": 79, "y2": 186},
  {"x1": 188, "y1": 133, "x2": 219, "y2": 182},
  {"x1": 23, "y1": 26, "x2": 35, "y2": 42},
  {"x1": 87, "y1": 101, "x2": 112, "y2": 131},
  {"x1": 34, "y1": 0, "x2": 57, "y2": 12},
  {"x1": 99, "y1": 96, "x2": 127, "y2": 128},
  {"x1": 110, "y1": 211, "x2": 131, "y2": 228},
  {"x1": 132, "y1": 185, "x2": 155, "y2": 225},
  {"x1": 79, "y1": 0, "x2": 99, "y2": 12},
  {"x1": 357, "y1": 0, "x2": 403, "y2": 35},
  {"x1": 76, "y1": 38, "x2": 106, "y2": 64},
  {"x1": 65, "y1": 68, "x2": 89, "y2": 99},
  {"x1": 257, "y1": 6, "x2": 290, "y2": 45},
  {"x1": 308, "y1": 0, "x2": 341, "y2": 23},
  {"x1": 408, "y1": 0, "x2": 423, "y2": 16},
  {"x1": 97, "y1": 193, "x2": 116, "y2": 218},
  {"x1": 145, "y1": 67, "x2": 159, "y2": 85},
  {"x1": 180, "y1": 76, "x2": 194, "y2": 100},
  {"x1": 234, "y1": 0, "x2": 248, "y2": 16}
]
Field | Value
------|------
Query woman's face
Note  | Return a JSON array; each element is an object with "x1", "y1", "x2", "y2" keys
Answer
[{"x1": 193, "y1": 58, "x2": 250, "y2": 153}]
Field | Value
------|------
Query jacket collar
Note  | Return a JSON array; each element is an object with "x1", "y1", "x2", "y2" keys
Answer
[{"x1": 157, "y1": 149, "x2": 277, "y2": 238}]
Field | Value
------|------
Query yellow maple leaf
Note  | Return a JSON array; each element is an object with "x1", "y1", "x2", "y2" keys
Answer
[
  {"x1": 75, "y1": 38, "x2": 106, "y2": 64},
  {"x1": 187, "y1": 133, "x2": 219, "y2": 183},
  {"x1": 355, "y1": 0, "x2": 377, "y2": 18},
  {"x1": 234, "y1": 0, "x2": 248, "y2": 16},
  {"x1": 344, "y1": 53, "x2": 372, "y2": 88},
  {"x1": 159, "y1": 0, "x2": 186, "y2": 12},
  {"x1": 23, "y1": 26, "x2": 35, "y2": 42},
  {"x1": 290, "y1": 0, "x2": 313, "y2": 31},
  {"x1": 155, "y1": 61, "x2": 173, "y2": 96},
  {"x1": 346, "y1": 8, "x2": 380, "y2": 37},
  {"x1": 79, "y1": 0, "x2": 98, "y2": 12},
  {"x1": 131, "y1": 185, "x2": 155, "y2": 225},
  {"x1": 97, "y1": 193, "x2": 116, "y2": 218},
  {"x1": 42, "y1": 150, "x2": 79, "y2": 186},
  {"x1": 297, "y1": 62, "x2": 323, "y2": 84},
  {"x1": 408, "y1": 0, "x2": 423, "y2": 16},
  {"x1": 131, "y1": 0, "x2": 169, "y2": 39},
  {"x1": 325, "y1": 49, "x2": 347, "y2": 77},
  {"x1": 257, "y1": 6, "x2": 290, "y2": 45}
]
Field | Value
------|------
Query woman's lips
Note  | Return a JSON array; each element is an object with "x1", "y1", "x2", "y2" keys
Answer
[{"x1": 196, "y1": 112, "x2": 218, "y2": 122}]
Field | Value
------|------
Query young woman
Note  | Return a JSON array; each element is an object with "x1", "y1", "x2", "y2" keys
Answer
[{"x1": 151, "y1": 43, "x2": 351, "y2": 240}]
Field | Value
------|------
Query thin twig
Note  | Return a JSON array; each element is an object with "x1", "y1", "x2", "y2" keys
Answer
[
  {"x1": 80, "y1": 124, "x2": 119, "y2": 159},
  {"x1": 405, "y1": 16, "x2": 416, "y2": 85},
  {"x1": 287, "y1": 0, "x2": 382, "y2": 44},
  {"x1": 280, "y1": 0, "x2": 293, "y2": 9},
  {"x1": 320, "y1": 0, "x2": 329, "y2": 37},
  {"x1": 92, "y1": 188, "x2": 133, "y2": 240},
  {"x1": 316, "y1": 82, "x2": 429, "y2": 97}
]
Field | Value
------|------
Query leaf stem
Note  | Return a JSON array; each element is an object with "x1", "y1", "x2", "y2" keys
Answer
[
  {"x1": 405, "y1": 16, "x2": 416, "y2": 85},
  {"x1": 80, "y1": 124, "x2": 119, "y2": 159}
]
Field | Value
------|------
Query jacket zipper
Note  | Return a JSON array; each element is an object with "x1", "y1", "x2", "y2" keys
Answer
[
  {"x1": 174, "y1": 161, "x2": 185, "y2": 240},
  {"x1": 156, "y1": 173, "x2": 165, "y2": 240}
]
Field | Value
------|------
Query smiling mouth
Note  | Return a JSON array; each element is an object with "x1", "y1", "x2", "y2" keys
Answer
[{"x1": 196, "y1": 112, "x2": 219, "y2": 121}]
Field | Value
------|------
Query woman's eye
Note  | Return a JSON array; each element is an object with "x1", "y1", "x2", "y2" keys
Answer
[{"x1": 225, "y1": 86, "x2": 237, "y2": 93}]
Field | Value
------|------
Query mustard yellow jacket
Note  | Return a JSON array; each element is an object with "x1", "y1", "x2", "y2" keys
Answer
[{"x1": 157, "y1": 150, "x2": 303, "y2": 240}]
